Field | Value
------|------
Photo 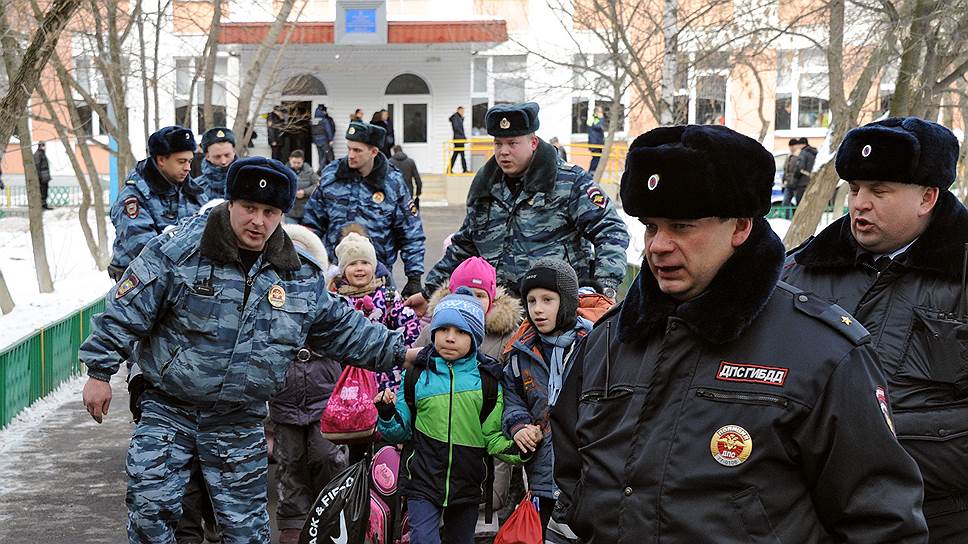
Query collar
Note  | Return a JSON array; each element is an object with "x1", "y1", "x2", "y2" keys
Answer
[
  {"x1": 202, "y1": 159, "x2": 228, "y2": 178},
  {"x1": 335, "y1": 153, "x2": 389, "y2": 192},
  {"x1": 618, "y1": 218, "x2": 786, "y2": 344},
  {"x1": 142, "y1": 158, "x2": 205, "y2": 197},
  {"x1": 199, "y1": 202, "x2": 301, "y2": 271},
  {"x1": 466, "y1": 138, "x2": 559, "y2": 204},
  {"x1": 793, "y1": 190, "x2": 968, "y2": 280}
]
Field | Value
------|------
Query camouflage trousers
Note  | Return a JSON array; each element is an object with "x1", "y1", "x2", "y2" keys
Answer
[{"x1": 125, "y1": 393, "x2": 271, "y2": 543}]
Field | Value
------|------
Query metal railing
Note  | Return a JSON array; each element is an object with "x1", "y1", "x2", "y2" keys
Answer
[
  {"x1": 0, "y1": 297, "x2": 106, "y2": 429},
  {"x1": 0, "y1": 186, "x2": 108, "y2": 209}
]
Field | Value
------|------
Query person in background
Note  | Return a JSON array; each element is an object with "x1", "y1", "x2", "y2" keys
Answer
[
  {"x1": 586, "y1": 106, "x2": 605, "y2": 174},
  {"x1": 195, "y1": 127, "x2": 237, "y2": 200},
  {"x1": 550, "y1": 136, "x2": 568, "y2": 163},
  {"x1": 449, "y1": 106, "x2": 468, "y2": 174},
  {"x1": 33, "y1": 141, "x2": 52, "y2": 210},
  {"x1": 371, "y1": 109, "x2": 395, "y2": 158},
  {"x1": 285, "y1": 149, "x2": 319, "y2": 225},
  {"x1": 311, "y1": 104, "x2": 336, "y2": 172},
  {"x1": 390, "y1": 144, "x2": 422, "y2": 206},
  {"x1": 782, "y1": 137, "x2": 804, "y2": 207}
]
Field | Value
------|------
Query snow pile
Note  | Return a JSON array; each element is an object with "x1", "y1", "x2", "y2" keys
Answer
[{"x1": 0, "y1": 210, "x2": 114, "y2": 350}]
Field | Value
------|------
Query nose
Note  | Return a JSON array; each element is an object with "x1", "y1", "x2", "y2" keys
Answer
[
  {"x1": 251, "y1": 212, "x2": 265, "y2": 226},
  {"x1": 648, "y1": 229, "x2": 675, "y2": 254},
  {"x1": 850, "y1": 189, "x2": 873, "y2": 212}
]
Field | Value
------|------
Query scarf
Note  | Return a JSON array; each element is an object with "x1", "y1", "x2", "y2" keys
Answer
[
  {"x1": 539, "y1": 317, "x2": 592, "y2": 407},
  {"x1": 334, "y1": 276, "x2": 385, "y2": 298}
]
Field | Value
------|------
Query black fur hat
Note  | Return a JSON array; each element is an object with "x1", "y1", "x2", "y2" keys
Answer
[
  {"x1": 226, "y1": 157, "x2": 298, "y2": 212},
  {"x1": 835, "y1": 117, "x2": 959, "y2": 189},
  {"x1": 486, "y1": 102, "x2": 540, "y2": 137},
  {"x1": 346, "y1": 121, "x2": 386, "y2": 149},
  {"x1": 147, "y1": 126, "x2": 196, "y2": 157},
  {"x1": 200, "y1": 127, "x2": 236, "y2": 153},
  {"x1": 620, "y1": 125, "x2": 774, "y2": 219}
]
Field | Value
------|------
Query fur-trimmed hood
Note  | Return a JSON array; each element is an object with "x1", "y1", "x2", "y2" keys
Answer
[
  {"x1": 199, "y1": 202, "x2": 301, "y2": 271},
  {"x1": 618, "y1": 218, "x2": 786, "y2": 344},
  {"x1": 282, "y1": 223, "x2": 329, "y2": 269},
  {"x1": 791, "y1": 190, "x2": 968, "y2": 281},
  {"x1": 427, "y1": 283, "x2": 522, "y2": 336},
  {"x1": 466, "y1": 138, "x2": 559, "y2": 205}
]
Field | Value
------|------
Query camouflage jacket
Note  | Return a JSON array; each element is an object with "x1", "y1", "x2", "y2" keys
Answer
[
  {"x1": 81, "y1": 203, "x2": 406, "y2": 414},
  {"x1": 109, "y1": 159, "x2": 209, "y2": 270},
  {"x1": 195, "y1": 158, "x2": 228, "y2": 200},
  {"x1": 301, "y1": 153, "x2": 425, "y2": 277},
  {"x1": 424, "y1": 140, "x2": 629, "y2": 293}
]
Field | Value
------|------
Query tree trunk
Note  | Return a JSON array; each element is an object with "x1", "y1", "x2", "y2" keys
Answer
[
  {"x1": 202, "y1": 0, "x2": 222, "y2": 128},
  {"x1": 0, "y1": 266, "x2": 14, "y2": 314},
  {"x1": 16, "y1": 119, "x2": 55, "y2": 293},
  {"x1": 891, "y1": 0, "x2": 934, "y2": 117},
  {"x1": 231, "y1": 0, "x2": 297, "y2": 151},
  {"x1": 137, "y1": 6, "x2": 151, "y2": 142},
  {"x1": 659, "y1": 0, "x2": 678, "y2": 124}
]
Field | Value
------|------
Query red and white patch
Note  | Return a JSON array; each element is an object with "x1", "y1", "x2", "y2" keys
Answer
[
  {"x1": 408, "y1": 199, "x2": 419, "y2": 216},
  {"x1": 115, "y1": 273, "x2": 141, "y2": 299},
  {"x1": 123, "y1": 197, "x2": 140, "y2": 219},
  {"x1": 710, "y1": 425, "x2": 753, "y2": 467},
  {"x1": 716, "y1": 361, "x2": 788, "y2": 387},
  {"x1": 876, "y1": 386, "x2": 895, "y2": 435},
  {"x1": 585, "y1": 186, "x2": 607, "y2": 208}
]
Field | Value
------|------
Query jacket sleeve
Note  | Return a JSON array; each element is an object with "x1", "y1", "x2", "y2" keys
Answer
[
  {"x1": 306, "y1": 288, "x2": 407, "y2": 373},
  {"x1": 79, "y1": 237, "x2": 175, "y2": 381},
  {"x1": 501, "y1": 355, "x2": 534, "y2": 438},
  {"x1": 799, "y1": 150, "x2": 816, "y2": 177},
  {"x1": 796, "y1": 345, "x2": 928, "y2": 543},
  {"x1": 392, "y1": 182, "x2": 426, "y2": 277},
  {"x1": 485, "y1": 389, "x2": 527, "y2": 465},
  {"x1": 423, "y1": 213, "x2": 479, "y2": 291},
  {"x1": 550, "y1": 336, "x2": 586, "y2": 524},
  {"x1": 411, "y1": 161, "x2": 422, "y2": 196},
  {"x1": 568, "y1": 174, "x2": 631, "y2": 290},
  {"x1": 110, "y1": 189, "x2": 162, "y2": 269},
  {"x1": 377, "y1": 376, "x2": 414, "y2": 444}
]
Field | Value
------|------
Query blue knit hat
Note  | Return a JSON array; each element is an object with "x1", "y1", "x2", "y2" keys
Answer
[{"x1": 431, "y1": 287, "x2": 485, "y2": 351}]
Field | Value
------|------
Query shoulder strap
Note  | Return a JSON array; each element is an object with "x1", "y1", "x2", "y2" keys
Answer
[
  {"x1": 479, "y1": 370, "x2": 499, "y2": 424},
  {"x1": 403, "y1": 365, "x2": 422, "y2": 428}
]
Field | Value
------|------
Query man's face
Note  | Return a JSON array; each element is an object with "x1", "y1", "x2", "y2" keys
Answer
[
  {"x1": 847, "y1": 180, "x2": 938, "y2": 254},
  {"x1": 347, "y1": 141, "x2": 378, "y2": 171},
  {"x1": 155, "y1": 151, "x2": 194, "y2": 183},
  {"x1": 289, "y1": 157, "x2": 304, "y2": 171},
  {"x1": 642, "y1": 216, "x2": 752, "y2": 301},
  {"x1": 493, "y1": 134, "x2": 538, "y2": 177},
  {"x1": 457, "y1": 107, "x2": 464, "y2": 116},
  {"x1": 228, "y1": 200, "x2": 284, "y2": 251},
  {"x1": 788, "y1": 144, "x2": 803, "y2": 155},
  {"x1": 205, "y1": 142, "x2": 236, "y2": 168}
]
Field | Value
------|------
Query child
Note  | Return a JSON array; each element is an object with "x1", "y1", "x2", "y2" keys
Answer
[
  {"x1": 501, "y1": 257, "x2": 594, "y2": 538},
  {"x1": 330, "y1": 231, "x2": 422, "y2": 391},
  {"x1": 374, "y1": 288, "x2": 525, "y2": 544}
]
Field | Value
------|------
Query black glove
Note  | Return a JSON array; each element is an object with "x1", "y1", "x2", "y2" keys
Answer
[
  {"x1": 375, "y1": 397, "x2": 397, "y2": 421},
  {"x1": 401, "y1": 276, "x2": 423, "y2": 298},
  {"x1": 108, "y1": 264, "x2": 126, "y2": 282}
]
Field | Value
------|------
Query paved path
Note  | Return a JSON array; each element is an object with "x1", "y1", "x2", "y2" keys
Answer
[{"x1": 0, "y1": 205, "x2": 466, "y2": 543}]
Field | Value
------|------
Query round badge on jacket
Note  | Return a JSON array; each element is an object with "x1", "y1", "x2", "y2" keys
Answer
[
  {"x1": 268, "y1": 285, "x2": 287, "y2": 308},
  {"x1": 372, "y1": 192, "x2": 385, "y2": 204},
  {"x1": 710, "y1": 425, "x2": 752, "y2": 467}
]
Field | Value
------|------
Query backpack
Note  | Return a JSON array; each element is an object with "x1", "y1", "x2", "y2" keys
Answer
[
  {"x1": 321, "y1": 366, "x2": 380, "y2": 444},
  {"x1": 402, "y1": 356, "x2": 500, "y2": 522},
  {"x1": 367, "y1": 446, "x2": 403, "y2": 544}
]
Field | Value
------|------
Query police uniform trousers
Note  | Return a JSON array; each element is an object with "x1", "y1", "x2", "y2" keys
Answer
[{"x1": 126, "y1": 390, "x2": 271, "y2": 543}]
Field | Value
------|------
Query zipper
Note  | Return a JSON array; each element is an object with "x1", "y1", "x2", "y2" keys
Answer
[
  {"x1": 444, "y1": 361, "x2": 455, "y2": 507},
  {"x1": 405, "y1": 450, "x2": 416, "y2": 479},
  {"x1": 604, "y1": 321, "x2": 612, "y2": 399},
  {"x1": 696, "y1": 388, "x2": 789, "y2": 408},
  {"x1": 241, "y1": 275, "x2": 254, "y2": 310}
]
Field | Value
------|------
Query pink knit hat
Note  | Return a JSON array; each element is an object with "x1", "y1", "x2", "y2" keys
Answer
[{"x1": 449, "y1": 257, "x2": 497, "y2": 312}]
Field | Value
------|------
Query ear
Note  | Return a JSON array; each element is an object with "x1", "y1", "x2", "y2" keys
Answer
[
  {"x1": 918, "y1": 186, "x2": 940, "y2": 217},
  {"x1": 530, "y1": 135, "x2": 539, "y2": 151},
  {"x1": 730, "y1": 218, "x2": 754, "y2": 248}
]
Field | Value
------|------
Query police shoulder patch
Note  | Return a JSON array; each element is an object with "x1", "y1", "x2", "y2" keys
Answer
[
  {"x1": 123, "y1": 196, "x2": 140, "y2": 219},
  {"x1": 585, "y1": 185, "x2": 608, "y2": 208},
  {"x1": 408, "y1": 199, "x2": 419, "y2": 217},
  {"x1": 115, "y1": 273, "x2": 141, "y2": 299}
]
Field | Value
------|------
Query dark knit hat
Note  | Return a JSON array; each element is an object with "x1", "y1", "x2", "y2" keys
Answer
[
  {"x1": 520, "y1": 257, "x2": 579, "y2": 333},
  {"x1": 788, "y1": 138, "x2": 801, "y2": 146},
  {"x1": 432, "y1": 287, "x2": 486, "y2": 352},
  {"x1": 200, "y1": 127, "x2": 236, "y2": 152},
  {"x1": 147, "y1": 126, "x2": 196, "y2": 157},
  {"x1": 620, "y1": 125, "x2": 774, "y2": 219},
  {"x1": 346, "y1": 121, "x2": 386, "y2": 149},
  {"x1": 835, "y1": 117, "x2": 959, "y2": 189},
  {"x1": 226, "y1": 156, "x2": 298, "y2": 213},
  {"x1": 486, "y1": 102, "x2": 540, "y2": 137}
]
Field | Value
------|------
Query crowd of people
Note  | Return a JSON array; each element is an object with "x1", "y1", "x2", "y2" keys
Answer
[{"x1": 77, "y1": 99, "x2": 966, "y2": 544}]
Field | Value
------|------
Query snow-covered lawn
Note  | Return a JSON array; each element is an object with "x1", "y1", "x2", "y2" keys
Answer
[{"x1": 0, "y1": 210, "x2": 114, "y2": 350}]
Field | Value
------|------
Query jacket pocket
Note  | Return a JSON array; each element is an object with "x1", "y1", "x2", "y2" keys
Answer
[
  {"x1": 269, "y1": 295, "x2": 310, "y2": 346},
  {"x1": 126, "y1": 424, "x2": 176, "y2": 480},
  {"x1": 898, "y1": 306, "x2": 968, "y2": 386},
  {"x1": 732, "y1": 487, "x2": 782, "y2": 544},
  {"x1": 695, "y1": 388, "x2": 791, "y2": 408},
  {"x1": 177, "y1": 289, "x2": 220, "y2": 337},
  {"x1": 894, "y1": 405, "x2": 968, "y2": 498}
]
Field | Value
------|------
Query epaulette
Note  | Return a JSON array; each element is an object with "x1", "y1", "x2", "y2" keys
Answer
[
  {"x1": 779, "y1": 282, "x2": 869, "y2": 345},
  {"x1": 558, "y1": 162, "x2": 581, "y2": 173},
  {"x1": 125, "y1": 178, "x2": 137, "y2": 185}
]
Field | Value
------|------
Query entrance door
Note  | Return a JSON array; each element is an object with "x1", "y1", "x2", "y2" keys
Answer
[
  {"x1": 280, "y1": 100, "x2": 313, "y2": 167},
  {"x1": 386, "y1": 101, "x2": 431, "y2": 171}
]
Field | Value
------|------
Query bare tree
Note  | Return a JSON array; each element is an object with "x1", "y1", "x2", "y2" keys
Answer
[
  {"x1": 201, "y1": 0, "x2": 222, "y2": 129},
  {"x1": 0, "y1": 267, "x2": 13, "y2": 314}
]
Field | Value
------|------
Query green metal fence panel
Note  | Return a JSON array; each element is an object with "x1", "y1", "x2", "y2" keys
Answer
[{"x1": 0, "y1": 338, "x2": 35, "y2": 429}]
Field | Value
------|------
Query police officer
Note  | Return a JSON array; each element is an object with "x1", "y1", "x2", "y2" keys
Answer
[
  {"x1": 406, "y1": 102, "x2": 629, "y2": 314},
  {"x1": 551, "y1": 125, "x2": 928, "y2": 543},
  {"x1": 783, "y1": 117, "x2": 968, "y2": 541},
  {"x1": 80, "y1": 157, "x2": 412, "y2": 543},
  {"x1": 195, "y1": 126, "x2": 237, "y2": 199},
  {"x1": 108, "y1": 126, "x2": 209, "y2": 281},
  {"x1": 302, "y1": 121, "x2": 425, "y2": 296}
]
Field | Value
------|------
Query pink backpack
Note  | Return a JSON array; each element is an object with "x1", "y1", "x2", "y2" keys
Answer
[
  {"x1": 320, "y1": 366, "x2": 379, "y2": 443},
  {"x1": 367, "y1": 491, "x2": 391, "y2": 544},
  {"x1": 367, "y1": 446, "x2": 404, "y2": 544}
]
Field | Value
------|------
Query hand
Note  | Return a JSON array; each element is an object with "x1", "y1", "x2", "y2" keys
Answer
[
  {"x1": 513, "y1": 424, "x2": 543, "y2": 453},
  {"x1": 374, "y1": 388, "x2": 397, "y2": 406},
  {"x1": 404, "y1": 292, "x2": 429, "y2": 317},
  {"x1": 83, "y1": 378, "x2": 113, "y2": 424},
  {"x1": 296, "y1": 189, "x2": 305, "y2": 198},
  {"x1": 401, "y1": 276, "x2": 423, "y2": 299}
]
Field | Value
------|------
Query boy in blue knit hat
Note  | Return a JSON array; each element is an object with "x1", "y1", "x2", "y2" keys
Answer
[{"x1": 375, "y1": 287, "x2": 524, "y2": 544}]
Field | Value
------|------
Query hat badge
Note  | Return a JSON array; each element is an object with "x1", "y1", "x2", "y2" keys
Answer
[
  {"x1": 259, "y1": 179, "x2": 267, "y2": 188},
  {"x1": 348, "y1": 126, "x2": 356, "y2": 135},
  {"x1": 861, "y1": 144, "x2": 872, "y2": 158},
  {"x1": 185, "y1": 133, "x2": 190, "y2": 140},
  {"x1": 647, "y1": 174, "x2": 660, "y2": 191},
  {"x1": 499, "y1": 117, "x2": 510, "y2": 129},
  {"x1": 216, "y1": 130, "x2": 224, "y2": 137}
]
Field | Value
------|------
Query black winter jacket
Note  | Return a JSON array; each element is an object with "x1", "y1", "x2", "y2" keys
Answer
[
  {"x1": 552, "y1": 219, "x2": 928, "y2": 543},
  {"x1": 783, "y1": 190, "x2": 968, "y2": 515}
]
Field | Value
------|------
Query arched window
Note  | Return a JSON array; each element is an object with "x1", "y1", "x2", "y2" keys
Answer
[
  {"x1": 385, "y1": 73, "x2": 430, "y2": 95},
  {"x1": 282, "y1": 74, "x2": 328, "y2": 96}
]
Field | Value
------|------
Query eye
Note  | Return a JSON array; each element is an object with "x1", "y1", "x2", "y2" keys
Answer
[
  {"x1": 644, "y1": 223, "x2": 658, "y2": 234},
  {"x1": 671, "y1": 223, "x2": 692, "y2": 231}
]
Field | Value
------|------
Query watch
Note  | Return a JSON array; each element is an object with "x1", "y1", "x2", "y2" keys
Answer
[{"x1": 604, "y1": 287, "x2": 617, "y2": 299}]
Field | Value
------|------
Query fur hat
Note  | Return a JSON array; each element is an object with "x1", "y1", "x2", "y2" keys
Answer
[
  {"x1": 147, "y1": 126, "x2": 196, "y2": 157},
  {"x1": 226, "y1": 156, "x2": 297, "y2": 212},
  {"x1": 449, "y1": 257, "x2": 497, "y2": 313},
  {"x1": 335, "y1": 232, "x2": 377, "y2": 275},
  {"x1": 346, "y1": 121, "x2": 386, "y2": 149},
  {"x1": 283, "y1": 224, "x2": 329, "y2": 269},
  {"x1": 486, "y1": 102, "x2": 540, "y2": 137},
  {"x1": 519, "y1": 257, "x2": 579, "y2": 333},
  {"x1": 432, "y1": 287, "x2": 486, "y2": 352},
  {"x1": 836, "y1": 117, "x2": 959, "y2": 189},
  {"x1": 621, "y1": 125, "x2": 774, "y2": 219},
  {"x1": 200, "y1": 127, "x2": 236, "y2": 153}
]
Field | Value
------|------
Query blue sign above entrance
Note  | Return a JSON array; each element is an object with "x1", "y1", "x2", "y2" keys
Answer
[{"x1": 346, "y1": 9, "x2": 377, "y2": 33}]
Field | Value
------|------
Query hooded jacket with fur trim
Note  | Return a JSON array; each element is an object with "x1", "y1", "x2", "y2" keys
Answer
[{"x1": 412, "y1": 282, "x2": 522, "y2": 360}]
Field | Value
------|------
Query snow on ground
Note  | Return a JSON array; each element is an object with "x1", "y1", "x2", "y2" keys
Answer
[{"x1": 0, "y1": 209, "x2": 114, "y2": 350}]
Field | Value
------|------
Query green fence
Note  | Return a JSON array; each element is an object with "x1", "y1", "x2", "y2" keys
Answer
[
  {"x1": 0, "y1": 297, "x2": 106, "y2": 429},
  {"x1": 0, "y1": 186, "x2": 109, "y2": 209}
]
